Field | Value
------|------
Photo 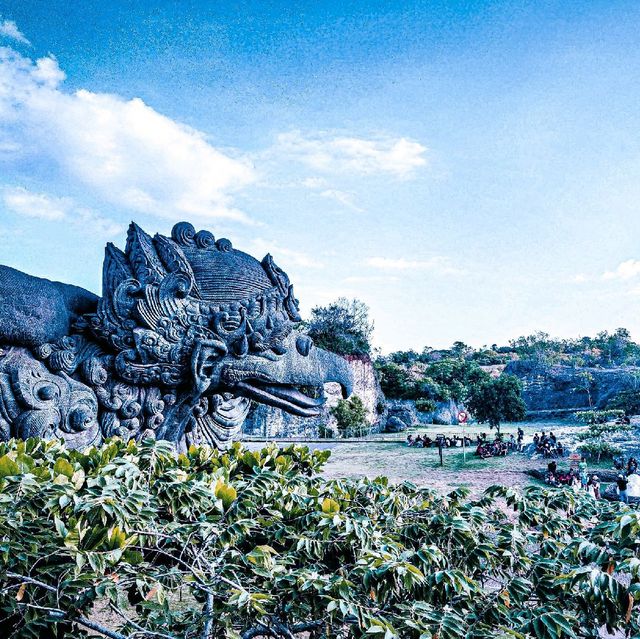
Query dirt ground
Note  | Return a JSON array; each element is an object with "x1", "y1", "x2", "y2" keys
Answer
[
  {"x1": 285, "y1": 441, "x2": 543, "y2": 497},
  {"x1": 244, "y1": 420, "x2": 596, "y2": 497}
]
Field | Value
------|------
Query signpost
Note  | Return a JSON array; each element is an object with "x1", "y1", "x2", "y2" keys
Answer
[{"x1": 458, "y1": 410, "x2": 469, "y2": 463}]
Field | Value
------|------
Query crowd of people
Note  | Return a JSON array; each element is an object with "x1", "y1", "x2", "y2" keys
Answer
[
  {"x1": 532, "y1": 431, "x2": 565, "y2": 458},
  {"x1": 404, "y1": 423, "x2": 639, "y2": 504},
  {"x1": 406, "y1": 433, "x2": 473, "y2": 449},
  {"x1": 473, "y1": 428, "x2": 526, "y2": 458},
  {"x1": 545, "y1": 456, "x2": 600, "y2": 498},
  {"x1": 406, "y1": 428, "x2": 525, "y2": 459}
]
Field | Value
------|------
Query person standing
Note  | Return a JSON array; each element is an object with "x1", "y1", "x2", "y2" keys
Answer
[
  {"x1": 617, "y1": 474, "x2": 629, "y2": 503},
  {"x1": 579, "y1": 456, "x2": 588, "y2": 490}
]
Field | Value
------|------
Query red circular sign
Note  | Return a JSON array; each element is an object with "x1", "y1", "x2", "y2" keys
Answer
[{"x1": 457, "y1": 411, "x2": 468, "y2": 423}]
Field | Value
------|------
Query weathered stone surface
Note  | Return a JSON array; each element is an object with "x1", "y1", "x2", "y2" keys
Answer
[
  {"x1": 385, "y1": 416, "x2": 407, "y2": 433},
  {"x1": 243, "y1": 355, "x2": 385, "y2": 438},
  {"x1": 0, "y1": 222, "x2": 353, "y2": 450},
  {"x1": 385, "y1": 398, "x2": 465, "y2": 429},
  {"x1": 0, "y1": 265, "x2": 98, "y2": 347},
  {"x1": 505, "y1": 360, "x2": 640, "y2": 413}
]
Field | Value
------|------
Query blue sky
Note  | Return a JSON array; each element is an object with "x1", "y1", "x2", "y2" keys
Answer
[{"x1": 1, "y1": 1, "x2": 640, "y2": 352}]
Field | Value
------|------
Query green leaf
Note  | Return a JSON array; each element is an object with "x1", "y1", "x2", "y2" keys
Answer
[
  {"x1": 0, "y1": 454, "x2": 19, "y2": 478},
  {"x1": 53, "y1": 457, "x2": 74, "y2": 478}
]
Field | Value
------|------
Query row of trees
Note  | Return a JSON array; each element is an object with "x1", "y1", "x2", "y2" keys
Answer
[
  {"x1": 375, "y1": 358, "x2": 526, "y2": 430},
  {"x1": 304, "y1": 298, "x2": 640, "y2": 371},
  {"x1": 381, "y1": 329, "x2": 640, "y2": 369}
]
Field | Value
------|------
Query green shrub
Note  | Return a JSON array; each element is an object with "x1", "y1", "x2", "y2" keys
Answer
[
  {"x1": 330, "y1": 395, "x2": 369, "y2": 437},
  {"x1": 466, "y1": 374, "x2": 527, "y2": 431},
  {"x1": 415, "y1": 398, "x2": 437, "y2": 413},
  {"x1": 305, "y1": 298, "x2": 373, "y2": 356},
  {"x1": 578, "y1": 440, "x2": 623, "y2": 462},
  {"x1": 607, "y1": 391, "x2": 640, "y2": 416},
  {"x1": 2, "y1": 439, "x2": 640, "y2": 637},
  {"x1": 574, "y1": 409, "x2": 625, "y2": 425}
]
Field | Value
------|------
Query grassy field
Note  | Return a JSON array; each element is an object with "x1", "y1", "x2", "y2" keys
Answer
[{"x1": 245, "y1": 420, "x2": 615, "y2": 496}]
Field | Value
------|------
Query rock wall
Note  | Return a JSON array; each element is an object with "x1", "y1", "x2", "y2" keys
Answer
[
  {"x1": 386, "y1": 398, "x2": 466, "y2": 429},
  {"x1": 242, "y1": 355, "x2": 387, "y2": 438},
  {"x1": 505, "y1": 360, "x2": 640, "y2": 413}
]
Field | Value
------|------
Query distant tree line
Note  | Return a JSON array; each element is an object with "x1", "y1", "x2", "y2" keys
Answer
[{"x1": 384, "y1": 327, "x2": 640, "y2": 369}]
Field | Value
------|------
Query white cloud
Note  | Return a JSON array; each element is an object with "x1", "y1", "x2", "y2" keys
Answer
[
  {"x1": 571, "y1": 273, "x2": 589, "y2": 283},
  {"x1": 0, "y1": 20, "x2": 30, "y2": 45},
  {"x1": 301, "y1": 176, "x2": 327, "y2": 189},
  {"x1": 0, "y1": 46, "x2": 255, "y2": 223},
  {"x1": 274, "y1": 130, "x2": 427, "y2": 178},
  {"x1": 602, "y1": 259, "x2": 640, "y2": 281},
  {"x1": 4, "y1": 186, "x2": 68, "y2": 220},
  {"x1": 318, "y1": 189, "x2": 364, "y2": 212},
  {"x1": 366, "y1": 256, "x2": 463, "y2": 275},
  {"x1": 3, "y1": 186, "x2": 121, "y2": 237},
  {"x1": 343, "y1": 275, "x2": 400, "y2": 284},
  {"x1": 245, "y1": 238, "x2": 324, "y2": 268}
]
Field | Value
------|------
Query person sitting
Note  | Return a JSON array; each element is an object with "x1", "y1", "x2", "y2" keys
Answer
[
  {"x1": 406, "y1": 435, "x2": 414, "y2": 447},
  {"x1": 549, "y1": 431, "x2": 556, "y2": 444},
  {"x1": 424, "y1": 436, "x2": 433, "y2": 448},
  {"x1": 556, "y1": 441, "x2": 564, "y2": 457},
  {"x1": 533, "y1": 433, "x2": 540, "y2": 448}
]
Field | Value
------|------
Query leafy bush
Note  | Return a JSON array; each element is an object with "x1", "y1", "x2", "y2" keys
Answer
[
  {"x1": 575, "y1": 421, "x2": 633, "y2": 441},
  {"x1": 574, "y1": 409, "x2": 626, "y2": 425},
  {"x1": 2, "y1": 439, "x2": 640, "y2": 638},
  {"x1": 578, "y1": 440, "x2": 623, "y2": 462},
  {"x1": 330, "y1": 395, "x2": 369, "y2": 437},
  {"x1": 607, "y1": 390, "x2": 640, "y2": 416},
  {"x1": 3, "y1": 439, "x2": 640, "y2": 637},
  {"x1": 415, "y1": 398, "x2": 437, "y2": 413},
  {"x1": 375, "y1": 361, "x2": 421, "y2": 399}
]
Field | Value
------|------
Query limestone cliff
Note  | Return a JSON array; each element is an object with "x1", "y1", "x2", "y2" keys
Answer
[
  {"x1": 242, "y1": 355, "x2": 386, "y2": 437},
  {"x1": 504, "y1": 360, "x2": 640, "y2": 414}
]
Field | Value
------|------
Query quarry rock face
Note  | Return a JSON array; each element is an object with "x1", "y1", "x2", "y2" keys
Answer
[
  {"x1": 505, "y1": 360, "x2": 640, "y2": 413},
  {"x1": 243, "y1": 355, "x2": 386, "y2": 438},
  {"x1": 386, "y1": 398, "x2": 466, "y2": 429}
]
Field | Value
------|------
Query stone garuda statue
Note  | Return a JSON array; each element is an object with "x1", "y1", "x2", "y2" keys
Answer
[{"x1": 0, "y1": 222, "x2": 352, "y2": 449}]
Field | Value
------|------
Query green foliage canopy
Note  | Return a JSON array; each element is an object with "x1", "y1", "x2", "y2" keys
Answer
[
  {"x1": 305, "y1": 298, "x2": 373, "y2": 357},
  {"x1": 330, "y1": 395, "x2": 369, "y2": 437},
  {"x1": 3, "y1": 439, "x2": 640, "y2": 638},
  {"x1": 466, "y1": 374, "x2": 527, "y2": 430}
]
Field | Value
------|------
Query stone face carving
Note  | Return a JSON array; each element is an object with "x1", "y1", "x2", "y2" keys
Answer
[{"x1": 0, "y1": 222, "x2": 353, "y2": 449}]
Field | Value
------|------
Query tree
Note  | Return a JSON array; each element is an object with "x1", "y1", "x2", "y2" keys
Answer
[
  {"x1": 330, "y1": 395, "x2": 369, "y2": 437},
  {"x1": 305, "y1": 298, "x2": 373, "y2": 356},
  {"x1": 574, "y1": 371, "x2": 595, "y2": 408},
  {"x1": 375, "y1": 361, "x2": 420, "y2": 399},
  {"x1": 466, "y1": 374, "x2": 527, "y2": 432}
]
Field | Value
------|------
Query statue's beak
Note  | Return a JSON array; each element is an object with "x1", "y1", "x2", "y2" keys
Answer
[{"x1": 206, "y1": 332, "x2": 354, "y2": 417}]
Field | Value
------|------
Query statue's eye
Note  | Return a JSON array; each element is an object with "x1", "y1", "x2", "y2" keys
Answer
[{"x1": 37, "y1": 385, "x2": 56, "y2": 401}]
